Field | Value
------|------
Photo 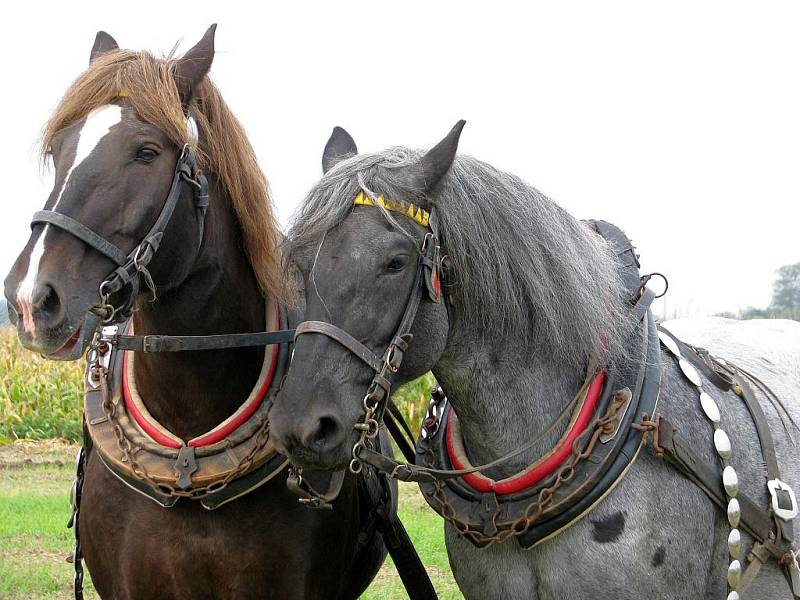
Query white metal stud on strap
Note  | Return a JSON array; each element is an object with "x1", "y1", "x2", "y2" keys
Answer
[
  {"x1": 768, "y1": 479, "x2": 799, "y2": 521},
  {"x1": 679, "y1": 358, "x2": 702, "y2": 386},
  {"x1": 658, "y1": 330, "x2": 681, "y2": 357}
]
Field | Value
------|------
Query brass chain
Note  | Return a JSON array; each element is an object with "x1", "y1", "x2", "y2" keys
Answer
[
  {"x1": 421, "y1": 394, "x2": 629, "y2": 547},
  {"x1": 90, "y1": 360, "x2": 273, "y2": 501}
]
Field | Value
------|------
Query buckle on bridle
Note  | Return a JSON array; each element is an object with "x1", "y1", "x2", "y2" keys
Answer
[{"x1": 768, "y1": 479, "x2": 799, "y2": 521}]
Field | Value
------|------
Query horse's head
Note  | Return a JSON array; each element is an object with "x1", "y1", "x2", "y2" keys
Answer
[
  {"x1": 271, "y1": 123, "x2": 464, "y2": 471},
  {"x1": 4, "y1": 26, "x2": 217, "y2": 359}
]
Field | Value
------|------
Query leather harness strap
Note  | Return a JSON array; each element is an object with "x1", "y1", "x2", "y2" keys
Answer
[
  {"x1": 655, "y1": 415, "x2": 785, "y2": 550},
  {"x1": 105, "y1": 328, "x2": 296, "y2": 353},
  {"x1": 658, "y1": 328, "x2": 736, "y2": 393},
  {"x1": 659, "y1": 327, "x2": 795, "y2": 539}
]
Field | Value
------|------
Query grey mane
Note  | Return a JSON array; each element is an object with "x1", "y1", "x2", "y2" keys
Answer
[{"x1": 287, "y1": 147, "x2": 632, "y2": 369}]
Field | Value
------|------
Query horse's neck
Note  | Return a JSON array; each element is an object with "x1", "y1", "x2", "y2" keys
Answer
[
  {"x1": 131, "y1": 184, "x2": 267, "y2": 441},
  {"x1": 434, "y1": 332, "x2": 585, "y2": 477}
]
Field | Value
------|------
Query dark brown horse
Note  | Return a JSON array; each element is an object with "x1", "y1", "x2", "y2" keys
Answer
[{"x1": 3, "y1": 26, "x2": 386, "y2": 599}]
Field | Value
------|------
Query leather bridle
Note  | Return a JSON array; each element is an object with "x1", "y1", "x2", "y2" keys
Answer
[
  {"x1": 292, "y1": 211, "x2": 445, "y2": 481},
  {"x1": 287, "y1": 204, "x2": 646, "y2": 498},
  {"x1": 31, "y1": 139, "x2": 209, "y2": 327},
  {"x1": 288, "y1": 199, "x2": 609, "y2": 493}
]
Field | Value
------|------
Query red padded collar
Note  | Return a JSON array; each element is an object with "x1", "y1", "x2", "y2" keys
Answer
[
  {"x1": 122, "y1": 302, "x2": 281, "y2": 449},
  {"x1": 446, "y1": 370, "x2": 606, "y2": 495}
]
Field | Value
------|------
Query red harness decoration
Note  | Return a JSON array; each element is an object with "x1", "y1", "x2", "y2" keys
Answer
[
  {"x1": 122, "y1": 303, "x2": 281, "y2": 449},
  {"x1": 446, "y1": 370, "x2": 606, "y2": 495}
]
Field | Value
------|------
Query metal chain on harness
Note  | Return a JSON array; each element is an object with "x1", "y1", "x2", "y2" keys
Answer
[
  {"x1": 85, "y1": 339, "x2": 273, "y2": 500},
  {"x1": 417, "y1": 384, "x2": 632, "y2": 547},
  {"x1": 67, "y1": 445, "x2": 86, "y2": 600}
]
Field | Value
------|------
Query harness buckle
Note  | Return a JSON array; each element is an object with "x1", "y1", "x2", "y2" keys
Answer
[
  {"x1": 142, "y1": 335, "x2": 162, "y2": 353},
  {"x1": 768, "y1": 479, "x2": 798, "y2": 521}
]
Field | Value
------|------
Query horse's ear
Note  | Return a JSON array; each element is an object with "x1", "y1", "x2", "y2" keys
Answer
[
  {"x1": 90, "y1": 31, "x2": 119, "y2": 63},
  {"x1": 174, "y1": 24, "x2": 217, "y2": 106},
  {"x1": 322, "y1": 127, "x2": 358, "y2": 174},
  {"x1": 403, "y1": 120, "x2": 466, "y2": 197}
]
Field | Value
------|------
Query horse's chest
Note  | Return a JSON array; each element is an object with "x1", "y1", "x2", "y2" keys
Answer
[
  {"x1": 78, "y1": 455, "x2": 355, "y2": 600},
  {"x1": 445, "y1": 451, "x2": 722, "y2": 600}
]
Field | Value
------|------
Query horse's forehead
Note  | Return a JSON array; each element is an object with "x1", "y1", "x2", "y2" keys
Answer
[
  {"x1": 338, "y1": 208, "x2": 407, "y2": 247},
  {"x1": 78, "y1": 104, "x2": 123, "y2": 152},
  {"x1": 46, "y1": 105, "x2": 121, "y2": 206},
  {"x1": 55, "y1": 105, "x2": 124, "y2": 174}
]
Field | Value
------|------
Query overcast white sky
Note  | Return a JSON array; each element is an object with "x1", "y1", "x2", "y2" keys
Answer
[{"x1": 2, "y1": 1, "x2": 798, "y2": 317}]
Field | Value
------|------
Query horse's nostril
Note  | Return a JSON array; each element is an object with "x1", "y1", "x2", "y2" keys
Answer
[
  {"x1": 312, "y1": 417, "x2": 338, "y2": 449},
  {"x1": 31, "y1": 284, "x2": 63, "y2": 325},
  {"x1": 303, "y1": 414, "x2": 344, "y2": 453}
]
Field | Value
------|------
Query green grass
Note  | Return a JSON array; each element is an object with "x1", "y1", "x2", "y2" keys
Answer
[
  {"x1": 0, "y1": 446, "x2": 461, "y2": 599},
  {"x1": 0, "y1": 464, "x2": 98, "y2": 599}
]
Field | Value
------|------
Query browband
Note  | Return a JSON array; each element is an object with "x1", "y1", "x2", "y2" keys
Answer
[{"x1": 354, "y1": 192, "x2": 431, "y2": 228}]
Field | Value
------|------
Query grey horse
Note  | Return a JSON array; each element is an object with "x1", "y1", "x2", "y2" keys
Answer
[{"x1": 269, "y1": 122, "x2": 800, "y2": 599}]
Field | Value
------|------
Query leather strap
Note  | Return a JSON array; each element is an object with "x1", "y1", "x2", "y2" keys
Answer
[
  {"x1": 384, "y1": 401, "x2": 417, "y2": 463},
  {"x1": 106, "y1": 328, "x2": 296, "y2": 352},
  {"x1": 656, "y1": 415, "x2": 791, "y2": 557},
  {"x1": 294, "y1": 321, "x2": 382, "y2": 372},
  {"x1": 657, "y1": 327, "x2": 734, "y2": 391},
  {"x1": 375, "y1": 502, "x2": 438, "y2": 599},
  {"x1": 659, "y1": 325, "x2": 794, "y2": 546},
  {"x1": 32, "y1": 211, "x2": 129, "y2": 266},
  {"x1": 356, "y1": 458, "x2": 438, "y2": 600}
]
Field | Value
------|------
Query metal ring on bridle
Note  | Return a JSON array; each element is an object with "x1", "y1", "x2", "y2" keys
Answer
[
  {"x1": 349, "y1": 441, "x2": 364, "y2": 474},
  {"x1": 133, "y1": 242, "x2": 153, "y2": 271},
  {"x1": 384, "y1": 347, "x2": 399, "y2": 373},
  {"x1": 363, "y1": 393, "x2": 378, "y2": 412},
  {"x1": 642, "y1": 272, "x2": 669, "y2": 299},
  {"x1": 354, "y1": 418, "x2": 380, "y2": 438},
  {"x1": 98, "y1": 279, "x2": 114, "y2": 300}
]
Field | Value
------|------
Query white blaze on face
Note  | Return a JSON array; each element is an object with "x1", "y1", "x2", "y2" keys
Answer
[{"x1": 17, "y1": 105, "x2": 123, "y2": 334}]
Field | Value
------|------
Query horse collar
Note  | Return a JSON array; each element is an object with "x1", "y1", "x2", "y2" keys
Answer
[
  {"x1": 122, "y1": 301, "x2": 282, "y2": 449},
  {"x1": 415, "y1": 307, "x2": 662, "y2": 549},
  {"x1": 445, "y1": 370, "x2": 607, "y2": 495},
  {"x1": 82, "y1": 299, "x2": 291, "y2": 509}
]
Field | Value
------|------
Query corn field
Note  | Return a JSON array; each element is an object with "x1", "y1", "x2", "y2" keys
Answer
[{"x1": 0, "y1": 330, "x2": 436, "y2": 443}]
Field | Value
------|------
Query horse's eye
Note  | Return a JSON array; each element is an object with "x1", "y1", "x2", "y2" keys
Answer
[
  {"x1": 387, "y1": 255, "x2": 410, "y2": 272},
  {"x1": 136, "y1": 148, "x2": 159, "y2": 163}
]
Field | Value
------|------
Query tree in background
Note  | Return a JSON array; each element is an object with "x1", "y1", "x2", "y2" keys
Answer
[
  {"x1": 737, "y1": 261, "x2": 800, "y2": 320},
  {"x1": 770, "y1": 262, "x2": 800, "y2": 319}
]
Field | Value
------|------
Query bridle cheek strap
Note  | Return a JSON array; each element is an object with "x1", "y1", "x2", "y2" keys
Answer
[{"x1": 294, "y1": 242, "x2": 428, "y2": 410}]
